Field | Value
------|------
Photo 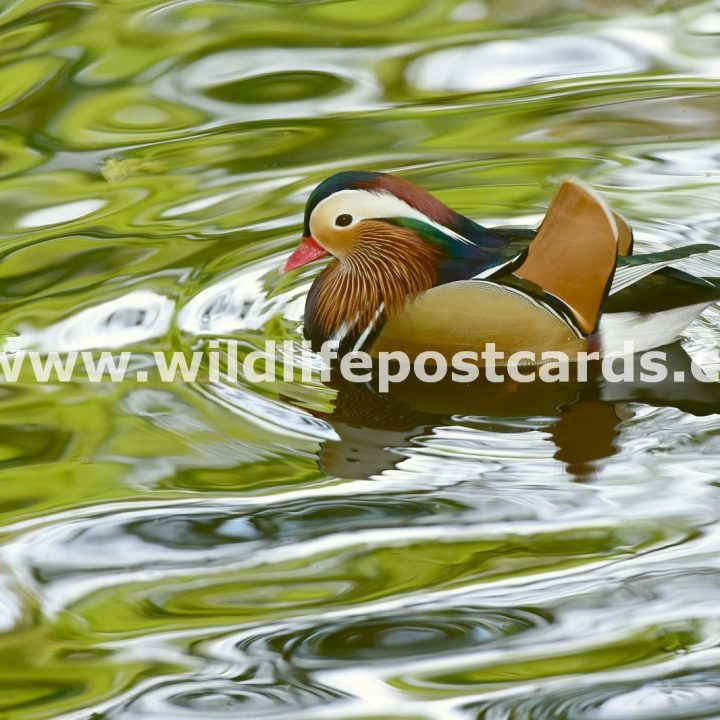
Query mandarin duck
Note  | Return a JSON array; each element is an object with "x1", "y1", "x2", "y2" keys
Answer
[{"x1": 283, "y1": 171, "x2": 720, "y2": 361}]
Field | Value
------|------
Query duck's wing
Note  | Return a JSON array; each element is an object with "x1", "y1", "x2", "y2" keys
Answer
[
  {"x1": 476, "y1": 185, "x2": 632, "y2": 286},
  {"x1": 606, "y1": 266, "x2": 720, "y2": 314},
  {"x1": 610, "y1": 244, "x2": 719, "y2": 294},
  {"x1": 512, "y1": 179, "x2": 619, "y2": 335},
  {"x1": 614, "y1": 213, "x2": 634, "y2": 256},
  {"x1": 601, "y1": 262, "x2": 720, "y2": 354},
  {"x1": 493, "y1": 209, "x2": 633, "y2": 256}
]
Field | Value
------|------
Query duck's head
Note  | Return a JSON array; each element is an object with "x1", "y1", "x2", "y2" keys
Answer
[
  {"x1": 283, "y1": 170, "x2": 473, "y2": 272},
  {"x1": 282, "y1": 171, "x2": 504, "y2": 348}
]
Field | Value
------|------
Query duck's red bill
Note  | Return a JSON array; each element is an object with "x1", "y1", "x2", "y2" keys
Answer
[{"x1": 283, "y1": 236, "x2": 328, "y2": 272}]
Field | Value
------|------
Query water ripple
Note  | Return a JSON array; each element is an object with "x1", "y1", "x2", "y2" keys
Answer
[{"x1": 0, "y1": 1, "x2": 719, "y2": 719}]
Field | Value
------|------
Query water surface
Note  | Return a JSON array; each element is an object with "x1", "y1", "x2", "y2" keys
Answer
[{"x1": 1, "y1": 0, "x2": 720, "y2": 718}]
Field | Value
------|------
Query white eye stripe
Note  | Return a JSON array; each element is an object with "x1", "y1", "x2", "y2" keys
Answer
[{"x1": 310, "y1": 189, "x2": 472, "y2": 244}]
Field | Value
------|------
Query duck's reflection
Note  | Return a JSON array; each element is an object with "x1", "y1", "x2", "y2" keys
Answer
[{"x1": 306, "y1": 343, "x2": 720, "y2": 481}]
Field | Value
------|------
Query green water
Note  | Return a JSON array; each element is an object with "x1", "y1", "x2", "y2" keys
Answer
[{"x1": 1, "y1": 0, "x2": 720, "y2": 718}]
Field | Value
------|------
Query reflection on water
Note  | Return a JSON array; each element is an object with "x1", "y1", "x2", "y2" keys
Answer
[
  {"x1": 0, "y1": 0, "x2": 719, "y2": 718},
  {"x1": 310, "y1": 343, "x2": 720, "y2": 481}
]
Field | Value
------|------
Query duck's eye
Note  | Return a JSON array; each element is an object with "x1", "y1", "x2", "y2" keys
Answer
[{"x1": 335, "y1": 214, "x2": 353, "y2": 227}]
